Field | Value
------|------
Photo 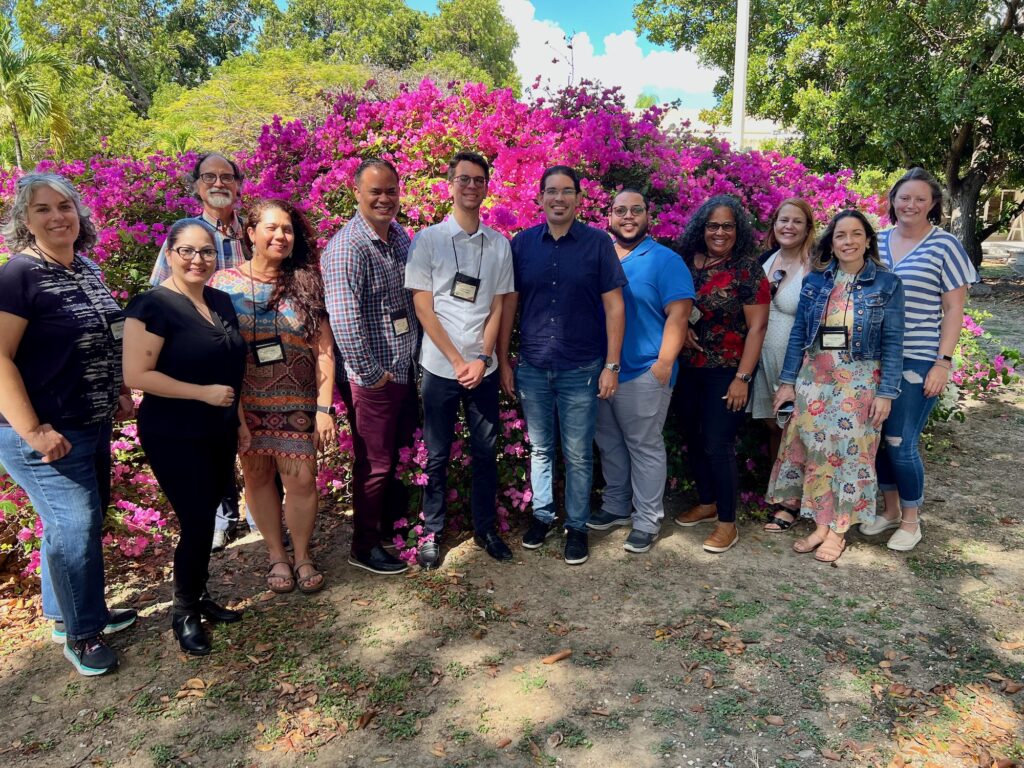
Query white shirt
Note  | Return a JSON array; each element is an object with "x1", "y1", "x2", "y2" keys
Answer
[{"x1": 404, "y1": 216, "x2": 515, "y2": 379}]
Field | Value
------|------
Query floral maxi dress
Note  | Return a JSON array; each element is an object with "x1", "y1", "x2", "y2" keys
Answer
[{"x1": 766, "y1": 272, "x2": 882, "y2": 533}]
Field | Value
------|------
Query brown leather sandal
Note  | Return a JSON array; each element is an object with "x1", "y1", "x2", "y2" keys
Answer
[
  {"x1": 294, "y1": 559, "x2": 325, "y2": 594},
  {"x1": 266, "y1": 559, "x2": 295, "y2": 593}
]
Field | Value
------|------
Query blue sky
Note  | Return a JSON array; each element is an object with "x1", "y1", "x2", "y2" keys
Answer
[{"x1": 406, "y1": 0, "x2": 720, "y2": 108}]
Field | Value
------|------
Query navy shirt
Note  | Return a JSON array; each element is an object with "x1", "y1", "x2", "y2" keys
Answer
[{"x1": 511, "y1": 221, "x2": 627, "y2": 370}]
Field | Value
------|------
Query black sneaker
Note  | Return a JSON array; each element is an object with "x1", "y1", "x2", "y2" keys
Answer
[
  {"x1": 348, "y1": 546, "x2": 409, "y2": 575},
  {"x1": 623, "y1": 529, "x2": 658, "y2": 554},
  {"x1": 586, "y1": 510, "x2": 632, "y2": 531},
  {"x1": 522, "y1": 518, "x2": 555, "y2": 549},
  {"x1": 52, "y1": 608, "x2": 138, "y2": 644},
  {"x1": 64, "y1": 635, "x2": 119, "y2": 676},
  {"x1": 563, "y1": 529, "x2": 589, "y2": 565}
]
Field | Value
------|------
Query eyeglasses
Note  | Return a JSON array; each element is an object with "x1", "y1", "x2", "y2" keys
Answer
[
  {"x1": 172, "y1": 246, "x2": 218, "y2": 262},
  {"x1": 198, "y1": 172, "x2": 239, "y2": 185},
  {"x1": 770, "y1": 269, "x2": 786, "y2": 298},
  {"x1": 543, "y1": 187, "x2": 577, "y2": 199},
  {"x1": 453, "y1": 175, "x2": 487, "y2": 188},
  {"x1": 705, "y1": 222, "x2": 736, "y2": 233},
  {"x1": 612, "y1": 205, "x2": 646, "y2": 217}
]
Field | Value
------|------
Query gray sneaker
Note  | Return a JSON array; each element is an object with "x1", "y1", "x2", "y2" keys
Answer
[{"x1": 623, "y1": 529, "x2": 658, "y2": 554}]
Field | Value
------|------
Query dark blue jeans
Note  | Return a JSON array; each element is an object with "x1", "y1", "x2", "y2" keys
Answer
[
  {"x1": 876, "y1": 357, "x2": 938, "y2": 508},
  {"x1": 421, "y1": 369, "x2": 499, "y2": 537},
  {"x1": 0, "y1": 423, "x2": 112, "y2": 640},
  {"x1": 673, "y1": 367, "x2": 748, "y2": 523}
]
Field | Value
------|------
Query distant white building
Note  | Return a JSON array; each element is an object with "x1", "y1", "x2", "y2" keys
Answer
[{"x1": 659, "y1": 108, "x2": 798, "y2": 150}]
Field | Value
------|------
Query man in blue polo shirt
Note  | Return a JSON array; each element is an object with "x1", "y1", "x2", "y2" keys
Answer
[
  {"x1": 497, "y1": 166, "x2": 627, "y2": 566},
  {"x1": 589, "y1": 189, "x2": 694, "y2": 553}
]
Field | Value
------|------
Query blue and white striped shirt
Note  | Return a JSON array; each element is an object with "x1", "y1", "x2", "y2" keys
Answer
[{"x1": 879, "y1": 227, "x2": 977, "y2": 361}]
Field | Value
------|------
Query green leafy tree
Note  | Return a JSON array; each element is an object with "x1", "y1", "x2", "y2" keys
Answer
[
  {"x1": 0, "y1": 16, "x2": 73, "y2": 168},
  {"x1": 15, "y1": 0, "x2": 273, "y2": 114},
  {"x1": 143, "y1": 48, "x2": 367, "y2": 153},
  {"x1": 418, "y1": 0, "x2": 520, "y2": 92},
  {"x1": 259, "y1": 0, "x2": 425, "y2": 69},
  {"x1": 634, "y1": 0, "x2": 1024, "y2": 264}
]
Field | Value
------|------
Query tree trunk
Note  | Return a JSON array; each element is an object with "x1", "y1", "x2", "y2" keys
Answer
[
  {"x1": 10, "y1": 120, "x2": 23, "y2": 169},
  {"x1": 947, "y1": 172, "x2": 986, "y2": 269}
]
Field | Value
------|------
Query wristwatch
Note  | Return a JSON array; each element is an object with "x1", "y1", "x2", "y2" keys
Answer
[
  {"x1": 316, "y1": 404, "x2": 337, "y2": 415},
  {"x1": 477, "y1": 354, "x2": 493, "y2": 367},
  {"x1": 735, "y1": 372, "x2": 753, "y2": 383},
  {"x1": 604, "y1": 362, "x2": 621, "y2": 373}
]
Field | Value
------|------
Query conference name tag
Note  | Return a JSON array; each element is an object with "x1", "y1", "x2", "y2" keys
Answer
[
  {"x1": 253, "y1": 337, "x2": 286, "y2": 366},
  {"x1": 108, "y1": 317, "x2": 125, "y2": 341},
  {"x1": 389, "y1": 309, "x2": 411, "y2": 336},
  {"x1": 820, "y1": 326, "x2": 849, "y2": 350},
  {"x1": 450, "y1": 272, "x2": 481, "y2": 303}
]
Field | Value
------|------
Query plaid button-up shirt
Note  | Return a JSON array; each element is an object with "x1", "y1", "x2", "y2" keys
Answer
[
  {"x1": 149, "y1": 210, "x2": 248, "y2": 285},
  {"x1": 323, "y1": 211, "x2": 419, "y2": 386}
]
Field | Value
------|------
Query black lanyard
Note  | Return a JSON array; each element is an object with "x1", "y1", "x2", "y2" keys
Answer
[{"x1": 451, "y1": 233, "x2": 484, "y2": 279}]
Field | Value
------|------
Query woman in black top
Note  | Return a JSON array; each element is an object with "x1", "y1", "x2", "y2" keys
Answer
[
  {"x1": 0, "y1": 173, "x2": 136, "y2": 677},
  {"x1": 123, "y1": 218, "x2": 248, "y2": 655}
]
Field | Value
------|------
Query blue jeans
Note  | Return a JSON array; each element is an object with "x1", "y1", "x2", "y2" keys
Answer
[
  {"x1": 672, "y1": 367, "x2": 748, "y2": 523},
  {"x1": 0, "y1": 424, "x2": 111, "y2": 641},
  {"x1": 876, "y1": 357, "x2": 938, "y2": 508},
  {"x1": 421, "y1": 370, "x2": 499, "y2": 537},
  {"x1": 516, "y1": 357, "x2": 601, "y2": 532}
]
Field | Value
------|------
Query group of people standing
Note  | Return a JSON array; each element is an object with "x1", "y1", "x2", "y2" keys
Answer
[{"x1": 0, "y1": 149, "x2": 974, "y2": 676}]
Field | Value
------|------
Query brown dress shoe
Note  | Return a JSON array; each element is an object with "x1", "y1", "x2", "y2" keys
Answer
[
  {"x1": 703, "y1": 522, "x2": 738, "y2": 553},
  {"x1": 674, "y1": 504, "x2": 718, "y2": 527}
]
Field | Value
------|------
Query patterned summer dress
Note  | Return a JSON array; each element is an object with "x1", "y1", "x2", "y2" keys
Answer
[
  {"x1": 766, "y1": 271, "x2": 882, "y2": 533},
  {"x1": 209, "y1": 268, "x2": 318, "y2": 474}
]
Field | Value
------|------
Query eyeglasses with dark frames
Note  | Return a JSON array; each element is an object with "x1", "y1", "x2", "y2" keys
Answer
[
  {"x1": 172, "y1": 246, "x2": 218, "y2": 262},
  {"x1": 612, "y1": 205, "x2": 647, "y2": 217},
  {"x1": 705, "y1": 222, "x2": 736, "y2": 233},
  {"x1": 197, "y1": 172, "x2": 239, "y2": 185},
  {"x1": 452, "y1": 175, "x2": 487, "y2": 188}
]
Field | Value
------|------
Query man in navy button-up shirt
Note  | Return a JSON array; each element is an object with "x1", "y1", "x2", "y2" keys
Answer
[{"x1": 497, "y1": 166, "x2": 626, "y2": 566}]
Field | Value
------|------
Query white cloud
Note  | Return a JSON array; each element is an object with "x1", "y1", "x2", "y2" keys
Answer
[{"x1": 501, "y1": 0, "x2": 722, "y2": 107}]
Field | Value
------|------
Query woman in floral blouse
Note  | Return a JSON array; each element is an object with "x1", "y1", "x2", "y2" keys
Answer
[{"x1": 671, "y1": 195, "x2": 770, "y2": 554}]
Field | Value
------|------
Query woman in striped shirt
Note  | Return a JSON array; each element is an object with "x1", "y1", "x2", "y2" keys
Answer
[{"x1": 862, "y1": 168, "x2": 977, "y2": 551}]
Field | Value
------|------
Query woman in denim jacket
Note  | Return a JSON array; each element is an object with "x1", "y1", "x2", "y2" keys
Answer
[{"x1": 766, "y1": 210, "x2": 904, "y2": 563}]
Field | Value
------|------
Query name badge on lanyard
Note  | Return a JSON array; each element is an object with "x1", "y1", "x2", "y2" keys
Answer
[
  {"x1": 253, "y1": 336, "x2": 286, "y2": 366},
  {"x1": 108, "y1": 313, "x2": 125, "y2": 341},
  {"x1": 820, "y1": 326, "x2": 849, "y2": 349},
  {"x1": 451, "y1": 272, "x2": 481, "y2": 303},
  {"x1": 389, "y1": 309, "x2": 411, "y2": 336},
  {"x1": 450, "y1": 232, "x2": 483, "y2": 304}
]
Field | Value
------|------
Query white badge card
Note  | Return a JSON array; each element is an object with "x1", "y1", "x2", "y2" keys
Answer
[
  {"x1": 253, "y1": 337, "x2": 286, "y2": 366},
  {"x1": 108, "y1": 317, "x2": 125, "y2": 341},
  {"x1": 450, "y1": 272, "x2": 481, "y2": 303},
  {"x1": 820, "y1": 326, "x2": 849, "y2": 350},
  {"x1": 389, "y1": 310, "x2": 411, "y2": 336},
  {"x1": 689, "y1": 306, "x2": 703, "y2": 325}
]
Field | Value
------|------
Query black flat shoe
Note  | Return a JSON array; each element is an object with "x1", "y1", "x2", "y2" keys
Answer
[
  {"x1": 198, "y1": 593, "x2": 243, "y2": 624},
  {"x1": 474, "y1": 530, "x2": 513, "y2": 562},
  {"x1": 172, "y1": 613, "x2": 212, "y2": 656}
]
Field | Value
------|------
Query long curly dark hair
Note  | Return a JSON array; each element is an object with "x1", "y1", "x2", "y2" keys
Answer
[
  {"x1": 675, "y1": 194, "x2": 756, "y2": 261},
  {"x1": 243, "y1": 198, "x2": 326, "y2": 346}
]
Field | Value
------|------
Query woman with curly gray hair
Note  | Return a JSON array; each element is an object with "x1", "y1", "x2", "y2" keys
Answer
[
  {"x1": 0, "y1": 173, "x2": 136, "y2": 676},
  {"x1": 670, "y1": 195, "x2": 770, "y2": 553}
]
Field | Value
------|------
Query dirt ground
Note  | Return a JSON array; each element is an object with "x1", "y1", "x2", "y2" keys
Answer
[{"x1": 2, "y1": 284, "x2": 1023, "y2": 768}]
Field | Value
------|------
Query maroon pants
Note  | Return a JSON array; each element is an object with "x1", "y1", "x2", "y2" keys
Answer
[{"x1": 338, "y1": 377, "x2": 419, "y2": 556}]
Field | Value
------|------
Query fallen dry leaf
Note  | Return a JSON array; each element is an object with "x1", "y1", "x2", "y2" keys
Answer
[
  {"x1": 764, "y1": 715, "x2": 785, "y2": 726},
  {"x1": 711, "y1": 618, "x2": 732, "y2": 630},
  {"x1": 182, "y1": 677, "x2": 206, "y2": 690},
  {"x1": 879, "y1": 660, "x2": 893, "y2": 669},
  {"x1": 430, "y1": 742, "x2": 446, "y2": 757},
  {"x1": 352, "y1": 599, "x2": 372, "y2": 607},
  {"x1": 355, "y1": 710, "x2": 376, "y2": 730},
  {"x1": 702, "y1": 670, "x2": 716, "y2": 689},
  {"x1": 591, "y1": 707, "x2": 610, "y2": 716},
  {"x1": 1003, "y1": 681, "x2": 1022, "y2": 694},
  {"x1": 542, "y1": 649, "x2": 572, "y2": 665},
  {"x1": 821, "y1": 747, "x2": 842, "y2": 761},
  {"x1": 513, "y1": 665, "x2": 525, "y2": 673},
  {"x1": 254, "y1": 743, "x2": 274, "y2": 752},
  {"x1": 496, "y1": 737, "x2": 512, "y2": 748},
  {"x1": 985, "y1": 672, "x2": 1006, "y2": 682},
  {"x1": 999, "y1": 642, "x2": 1024, "y2": 651}
]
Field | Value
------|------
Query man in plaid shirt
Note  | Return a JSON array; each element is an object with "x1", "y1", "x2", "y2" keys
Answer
[{"x1": 323, "y1": 158, "x2": 420, "y2": 575}]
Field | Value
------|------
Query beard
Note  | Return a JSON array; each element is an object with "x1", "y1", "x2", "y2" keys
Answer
[
  {"x1": 610, "y1": 221, "x2": 649, "y2": 246},
  {"x1": 205, "y1": 190, "x2": 234, "y2": 208}
]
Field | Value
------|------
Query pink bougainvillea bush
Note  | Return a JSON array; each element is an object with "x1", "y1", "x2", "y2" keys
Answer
[{"x1": 0, "y1": 78, "x2": 1003, "y2": 582}]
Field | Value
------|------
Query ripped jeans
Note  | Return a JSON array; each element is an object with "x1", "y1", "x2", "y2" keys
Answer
[{"x1": 875, "y1": 357, "x2": 938, "y2": 509}]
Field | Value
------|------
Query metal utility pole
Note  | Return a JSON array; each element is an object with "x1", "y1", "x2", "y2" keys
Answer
[{"x1": 731, "y1": 0, "x2": 750, "y2": 150}]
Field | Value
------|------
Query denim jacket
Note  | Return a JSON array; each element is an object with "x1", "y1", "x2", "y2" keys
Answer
[{"x1": 779, "y1": 259, "x2": 905, "y2": 399}]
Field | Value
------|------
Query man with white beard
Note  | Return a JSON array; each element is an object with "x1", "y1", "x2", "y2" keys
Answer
[
  {"x1": 149, "y1": 152, "x2": 252, "y2": 550},
  {"x1": 149, "y1": 153, "x2": 249, "y2": 283}
]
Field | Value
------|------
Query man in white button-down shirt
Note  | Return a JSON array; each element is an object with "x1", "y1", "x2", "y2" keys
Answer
[{"x1": 404, "y1": 151, "x2": 515, "y2": 569}]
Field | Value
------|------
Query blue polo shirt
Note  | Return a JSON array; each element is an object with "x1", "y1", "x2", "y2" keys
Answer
[
  {"x1": 618, "y1": 238, "x2": 695, "y2": 386},
  {"x1": 512, "y1": 221, "x2": 627, "y2": 370}
]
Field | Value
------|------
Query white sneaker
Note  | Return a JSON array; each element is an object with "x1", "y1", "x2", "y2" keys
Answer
[
  {"x1": 887, "y1": 522, "x2": 922, "y2": 552},
  {"x1": 860, "y1": 515, "x2": 901, "y2": 536}
]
